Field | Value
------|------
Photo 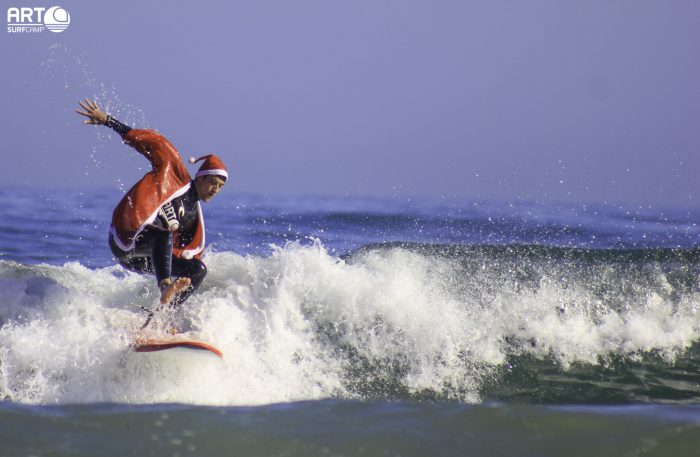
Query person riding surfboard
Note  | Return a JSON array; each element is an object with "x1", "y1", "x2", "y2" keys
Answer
[{"x1": 76, "y1": 98, "x2": 228, "y2": 309}]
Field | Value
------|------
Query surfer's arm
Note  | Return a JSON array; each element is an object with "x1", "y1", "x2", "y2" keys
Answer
[
  {"x1": 75, "y1": 98, "x2": 131, "y2": 136},
  {"x1": 104, "y1": 116, "x2": 132, "y2": 136},
  {"x1": 77, "y1": 98, "x2": 185, "y2": 174}
]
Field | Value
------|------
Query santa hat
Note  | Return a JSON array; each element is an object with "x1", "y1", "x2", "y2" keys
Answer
[{"x1": 189, "y1": 155, "x2": 228, "y2": 180}]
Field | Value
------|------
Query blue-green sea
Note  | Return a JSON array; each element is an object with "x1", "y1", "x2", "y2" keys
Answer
[{"x1": 1, "y1": 187, "x2": 699, "y2": 456}]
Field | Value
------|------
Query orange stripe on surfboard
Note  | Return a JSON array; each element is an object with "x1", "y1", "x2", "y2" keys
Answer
[{"x1": 133, "y1": 339, "x2": 223, "y2": 358}]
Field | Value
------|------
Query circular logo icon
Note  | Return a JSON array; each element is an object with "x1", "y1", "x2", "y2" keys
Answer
[{"x1": 43, "y1": 6, "x2": 70, "y2": 33}]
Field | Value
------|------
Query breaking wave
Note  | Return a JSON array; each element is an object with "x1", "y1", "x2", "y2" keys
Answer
[{"x1": 1, "y1": 241, "x2": 699, "y2": 405}]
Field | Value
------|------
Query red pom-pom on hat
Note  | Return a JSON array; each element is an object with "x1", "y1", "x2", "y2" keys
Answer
[{"x1": 190, "y1": 154, "x2": 228, "y2": 180}]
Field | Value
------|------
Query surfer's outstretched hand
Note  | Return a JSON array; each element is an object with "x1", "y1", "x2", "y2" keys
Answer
[{"x1": 75, "y1": 98, "x2": 108, "y2": 125}]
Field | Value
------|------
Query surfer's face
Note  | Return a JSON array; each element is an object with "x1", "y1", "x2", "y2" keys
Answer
[{"x1": 195, "y1": 175, "x2": 226, "y2": 202}]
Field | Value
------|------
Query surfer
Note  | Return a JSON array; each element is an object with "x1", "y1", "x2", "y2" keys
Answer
[{"x1": 75, "y1": 98, "x2": 228, "y2": 307}]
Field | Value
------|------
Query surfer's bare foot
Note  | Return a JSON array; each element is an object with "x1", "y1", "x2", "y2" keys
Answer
[{"x1": 159, "y1": 277, "x2": 191, "y2": 305}]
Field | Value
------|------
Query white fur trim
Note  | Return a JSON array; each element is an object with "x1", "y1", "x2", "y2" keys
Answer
[
  {"x1": 195, "y1": 169, "x2": 228, "y2": 180},
  {"x1": 179, "y1": 201, "x2": 205, "y2": 259}
]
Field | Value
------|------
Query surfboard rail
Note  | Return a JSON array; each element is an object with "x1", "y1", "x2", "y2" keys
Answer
[{"x1": 133, "y1": 338, "x2": 224, "y2": 359}]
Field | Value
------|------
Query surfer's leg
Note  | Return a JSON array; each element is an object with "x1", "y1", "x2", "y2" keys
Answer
[
  {"x1": 110, "y1": 227, "x2": 175, "y2": 294},
  {"x1": 141, "y1": 225, "x2": 196, "y2": 305},
  {"x1": 109, "y1": 227, "x2": 172, "y2": 280},
  {"x1": 109, "y1": 233, "x2": 154, "y2": 274},
  {"x1": 110, "y1": 230, "x2": 200, "y2": 306},
  {"x1": 147, "y1": 225, "x2": 173, "y2": 285},
  {"x1": 169, "y1": 258, "x2": 207, "y2": 305}
]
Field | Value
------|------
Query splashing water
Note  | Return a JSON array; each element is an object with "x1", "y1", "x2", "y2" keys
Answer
[{"x1": 1, "y1": 239, "x2": 699, "y2": 406}]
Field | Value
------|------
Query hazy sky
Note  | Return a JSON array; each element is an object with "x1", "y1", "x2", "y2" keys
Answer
[{"x1": 1, "y1": 0, "x2": 698, "y2": 208}]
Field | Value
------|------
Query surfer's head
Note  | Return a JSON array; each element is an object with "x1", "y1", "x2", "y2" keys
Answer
[
  {"x1": 190, "y1": 155, "x2": 228, "y2": 202},
  {"x1": 195, "y1": 174, "x2": 226, "y2": 202}
]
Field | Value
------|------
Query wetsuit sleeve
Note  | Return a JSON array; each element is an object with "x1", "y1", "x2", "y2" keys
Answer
[{"x1": 104, "y1": 115, "x2": 132, "y2": 136}]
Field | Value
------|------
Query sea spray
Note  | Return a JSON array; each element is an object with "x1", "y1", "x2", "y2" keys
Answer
[{"x1": 1, "y1": 240, "x2": 699, "y2": 405}]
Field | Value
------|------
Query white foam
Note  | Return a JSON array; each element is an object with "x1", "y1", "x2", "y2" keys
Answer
[{"x1": 1, "y1": 241, "x2": 698, "y2": 405}]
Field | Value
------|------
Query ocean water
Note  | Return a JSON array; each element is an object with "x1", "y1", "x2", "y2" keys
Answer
[{"x1": 1, "y1": 186, "x2": 699, "y2": 456}]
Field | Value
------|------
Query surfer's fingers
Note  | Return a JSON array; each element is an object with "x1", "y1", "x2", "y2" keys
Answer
[
  {"x1": 75, "y1": 108, "x2": 94, "y2": 118},
  {"x1": 76, "y1": 110, "x2": 99, "y2": 125},
  {"x1": 78, "y1": 100, "x2": 89, "y2": 111},
  {"x1": 83, "y1": 98, "x2": 99, "y2": 112}
]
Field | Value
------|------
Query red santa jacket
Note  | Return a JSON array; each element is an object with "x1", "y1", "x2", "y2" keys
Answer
[{"x1": 109, "y1": 129, "x2": 205, "y2": 259}]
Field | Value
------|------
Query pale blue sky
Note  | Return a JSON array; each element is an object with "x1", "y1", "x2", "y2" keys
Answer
[{"x1": 1, "y1": 0, "x2": 698, "y2": 208}]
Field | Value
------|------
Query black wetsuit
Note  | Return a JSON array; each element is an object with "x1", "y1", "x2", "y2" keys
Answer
[{"x1": 105, "y1": 116, "x2": 206, "y2": 305}]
